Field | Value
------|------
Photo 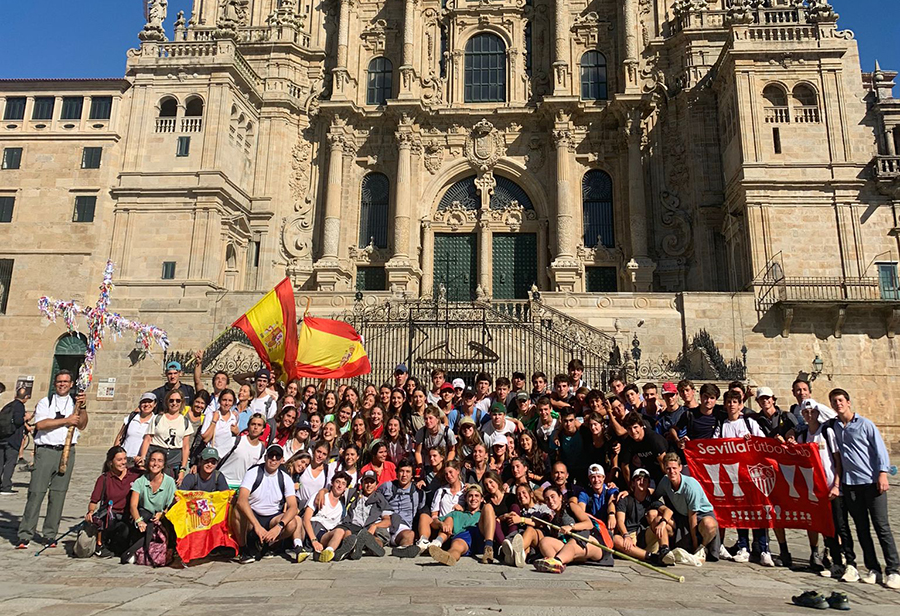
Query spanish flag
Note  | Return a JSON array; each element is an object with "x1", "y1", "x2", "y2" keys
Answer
[
  {"x1": 232, "y1": 277, "x2": 298, "y2": 382},
  {"x1": 166, "y1": 490, "x2": 239, "y2": 564},
  {"x1": 295, "y1": 317, "x2": 371, "y2": 379}
]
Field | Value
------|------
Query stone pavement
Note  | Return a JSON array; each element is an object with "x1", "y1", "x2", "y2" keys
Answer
[{"x1": 1, "y1": 450, "x2": 899, "y2": 616}]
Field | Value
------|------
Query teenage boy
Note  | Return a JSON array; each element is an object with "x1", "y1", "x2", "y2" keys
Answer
[
  {"x1": 654, "y1": 453, "x2": 721, "y2": 563},
  {"x1": 534, "y1": 397, "x2": 559, "y2": 452},
  {"x1": 481, "y1": 402, "x2": 522, "y2": 439},
  {"x1": 428, "y1": 483, "x2": 485, "y2": 566},
  {"x1": 790, "y1": 378, "x2": 812, "y2": 428},
  {"x1": 641, "y1": 383, "x2": 661, "y2": 420},
  {"x1": 328, "y1": 469, "x2": 392, "y2": 561},
  {"x1": 447, "y1": 388, "x2": 486, "y2": 431},
  {"x1": 550, "y1": 374, "x2": 575, "y2": 411},
  {"x1": 235, "y1": 444, "x2": 299, "y2": 563},
  {"x1": 530, "y1": 371, "x2": 549, "y2": 402},
  {"x1": 608, "y1": 376, "x2": 626, "y2": 404},
  {"x1": 507, "y1": 372, "x2": 528, "y2": 407},
  {"x1": 622, "y1": 384, "x2": 643, "y2": 413},
  {"x1": 248, "y1": 368, "x2": 278, "y2": 419},
  {"x1": 830, "y1": 388, "x2": 900, "y2": 588},
  {"x1": 151, "y1": 361, "x2": 196, "y2": 410},
  {"x1": 473, "y1": 372, "x2": 494, "y2": 415},
  {"x1": 613, "y1": 468, "x2": 668, "y2": 564},
  {"x1": 677, "y1": 383, "x2": 723, "y2": 444},
  {"x1": 656, "y1": 382, "x2": 686, "y2": 446},
  {"x1": 379, "y1": 459, "x2": 424, "y2": 558},
  {"x1": 296, "y1": 471, "x2": 352, "y2": 562},
  {"x1": 575, "y1": 464, "x2": 619, "y2": 530},
  {"x1": 554, "y1": 409, "x2": 588, "y2": 484},
  {"x1": 181, "y1": 447, "x2": 229, "y2": 491},
  {"x1": 621, "y1": 412, "x2": 668, "y2": 485},
  {"x1": 677, "y1": 380, "x2": 701, "y2": 411},
  {"x1": 567, "y1": 359, "x2": 586, "y2": 389},
  {"x1": 427, "y1": 369, "x2": 447, "y2": 405},
  {"x1": 218, "y1": 413, "x2": 267, "y2": 489},
  {"x1": 713, "y1": 390, "x2": 771, "y2": 565},
  {"x1": 393, "y1": 364, "x2": 409, "y2": 389}
]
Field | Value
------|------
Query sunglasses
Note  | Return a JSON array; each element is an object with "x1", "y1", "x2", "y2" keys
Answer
[
  {"x1": 267, "y1": 453, "x2": 283, "y2": 460},
  {"x1": 169, "y1": 399, "x2": 183, "y2": 404}
]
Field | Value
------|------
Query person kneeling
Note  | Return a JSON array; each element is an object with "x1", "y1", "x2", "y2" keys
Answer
[
  {"x1": 327, "y1": 469, "x2": 393, "y2": 561},
  {"x1": 235, "y1": 445, "x2": 299, "y2": 563},
  {"x1": 428, "y1": 484, "x2": 486, "y2": 566}
]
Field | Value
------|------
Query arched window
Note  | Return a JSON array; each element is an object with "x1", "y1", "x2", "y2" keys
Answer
[
  {"x1": 438, "y1": 175, "x2": 534, "y2": 211},
  {"x1": 185, "y1": 97, "x2": 204, "y2": 117},
  {"x1": 158, "y1": 97, "x2": 177, "y2": 117},
  {"x1": 464, "y1": 33, "x2": 506, "y2": 103},
  {"x1": 580, "y1": 51, "x2": 608, "y2": 101},
  {"x1": 359, "y1": 173, "x2": 390, "y2": 248},
  {"x1": 792, "y1": 84, "x2": 820, "y2": 123},
  {"x1": 582, "y1": 170, "x2": 614, "y2": 249},
  {"x1": 762, "y1": 84, "x2": 789, "y2": 123},
  {"x1": 366, "y1": 57, "x2": 393, "y2": 106}
]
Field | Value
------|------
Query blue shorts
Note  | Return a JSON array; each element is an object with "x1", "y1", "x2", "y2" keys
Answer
[{"x1": 453, "y1": 526, "x2": 485, "y2": 557}]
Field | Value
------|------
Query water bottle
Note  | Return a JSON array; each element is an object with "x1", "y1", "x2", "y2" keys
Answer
[{"x1": 890, "y1": 466, "x2": 898, "y2": 476}]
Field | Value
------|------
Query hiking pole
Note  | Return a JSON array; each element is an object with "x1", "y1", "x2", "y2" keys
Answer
[
  {"x1": 527, "y1": 517, "x2": 685, "y2": 583},
  {"x1": 34, "y1": 521, "x2": 85, "y2": 557}
]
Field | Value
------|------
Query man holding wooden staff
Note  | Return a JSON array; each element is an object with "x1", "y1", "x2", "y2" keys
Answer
[{"x1": 16, "y1": 369, "x2": 88, "y2": 549}]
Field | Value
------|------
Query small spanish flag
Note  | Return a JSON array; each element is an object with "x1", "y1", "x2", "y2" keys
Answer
[
  {"x1": 232, "y1": 277, "x2": 298, "y2": 382},
  {"x1": 295, "y1": 317, "x2": 371, "y2": 379},
  {"x1": 166, "y1": 490, "x2": 239, "y2": 564}
]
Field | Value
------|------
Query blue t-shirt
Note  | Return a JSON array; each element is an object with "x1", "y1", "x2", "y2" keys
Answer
[
  {"x1": 654, "y1": 474, "x2": 713, "y2": 515},
  {"x1": 446, "y1": 408, "x2": 488, "y2": 432},
  {"x1": 577, "y1": 484, "x2": 620, "y2": 519},
  {"x1": 656, "y1": 407, "x2": 686, "y2": 438}
]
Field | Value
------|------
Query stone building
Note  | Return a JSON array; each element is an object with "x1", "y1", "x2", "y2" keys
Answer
[{"x1": 1, "y1": 0, "x2": 899, "y2": 446}]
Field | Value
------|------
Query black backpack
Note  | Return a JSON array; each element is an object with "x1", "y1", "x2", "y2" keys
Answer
[
  {"x1": 248, "y1": 463, "x2": 290, "y2": 511},
  {"x1": 0, "y1": 401, "x2": 19, "y2": 439},
  {"x1": 119, "y1": 411, "x2": 140, "y2": 444}
]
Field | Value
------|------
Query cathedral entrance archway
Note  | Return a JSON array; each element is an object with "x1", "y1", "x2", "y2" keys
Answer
[{"x1": 49, "y1": 333, "x2": 86, "y2": 395}]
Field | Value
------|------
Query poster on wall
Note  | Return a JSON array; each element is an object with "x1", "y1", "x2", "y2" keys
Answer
[
  {"x1": 15, "y1": 376, "x2": 35, "y2": 398},
  {"x1": 96, "y1": 377, "x2": 116, "y2": 400}
]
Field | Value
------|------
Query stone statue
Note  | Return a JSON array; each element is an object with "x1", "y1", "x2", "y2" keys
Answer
[{"x1": 139, "y1": 0, "x2": 168, "y2": 41}]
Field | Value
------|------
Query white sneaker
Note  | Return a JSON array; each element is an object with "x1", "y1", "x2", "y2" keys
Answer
[
  {"x1": 733, "y1": 547, "x2": 751, "y2": 563},
  {"x1": 718, "y1": 544, "x2": 734, "y2": 561},
  {"x1": 885, "y1": 572, "x2": 900, "y2": 590},
  {"x1": 759, "y1": 552, "x2": 775, "y2": 567},
  {"x1": 860, "y1": 569, "x2": 880, "y2": 585},
  {"x1": 499, "y1": 539, "x2": 513, "y2": 566},
  {"x1": 511, "y1": 533, "x2": 525, "y2": 568},
  {"x1": 840, "y1": 564, "x2": 860, "y2": 583},
  {"x1": 416, "y1": 538, "x2": 430, "y2": 555},
  {"x1": 694, "y1": 546, "x2": 707, "y2": 563}
]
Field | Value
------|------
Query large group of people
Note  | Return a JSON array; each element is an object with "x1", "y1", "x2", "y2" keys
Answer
[{"x1": 2, "y1": 355, "x2": 898, "y2": 589}]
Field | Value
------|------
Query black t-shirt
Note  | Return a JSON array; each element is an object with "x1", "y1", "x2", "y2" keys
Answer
[
  {"x1": 616, "y1": 493, "x2": 656, "y2": 533},
  {"x1": 751, "y1": 408, "x2": 798, "y2": 439},
  {"x1": 680, "y1": 406, "x2": 725, "y2": 440},
  {"x1": 488, "y1": 492, "x2": 517, "y2": 518},
  {"x1": 625, "y1": 430, "x2": 668, "y2": 483}
]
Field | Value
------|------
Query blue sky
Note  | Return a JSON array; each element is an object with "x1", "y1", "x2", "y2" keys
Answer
[{"x1": 0, "y1": 0, "x2": 896, "y2": 80}]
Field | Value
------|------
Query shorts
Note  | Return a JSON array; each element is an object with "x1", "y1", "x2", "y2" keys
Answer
[
  {"x1": 627, "y1": 528, "x2": 659, "y2": 552},
  {"x1": 309, "y1": 521, "x2": 329, "y2": 541},
  {"x1": 452, "y1": 526, "x2": 485, "y2": 557},
  {"x1": 390, "y1": 523, "x2": 412, "y2": 545},
  {"x1": 253, "y1": 512, "x2": 279, "y2": 531},
  {"x1": 671, "y1": 509, "x2": 716, "y2": 548}
]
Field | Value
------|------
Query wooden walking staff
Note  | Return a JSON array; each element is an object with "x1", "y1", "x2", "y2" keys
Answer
[
  {"x1": 527, "y1": 516, "x2": 686, "y2": 583},
  {"x1": 38, "y1": 261, "x2": 169, "y2": 473}
]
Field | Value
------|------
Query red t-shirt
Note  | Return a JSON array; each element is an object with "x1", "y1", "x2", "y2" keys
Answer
[
  {"x1": 90, "y1": 469, "x2": 141, "y2": 513},
  {"x1": 359, "y1": 461, "x2": 397, "y2": 486}
]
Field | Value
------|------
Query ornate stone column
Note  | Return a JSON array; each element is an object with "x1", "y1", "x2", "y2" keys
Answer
[
  {"x1": 385, "y1": 126, "x2": 421, "y2": 294},
  {"x1": 548, "y1": 124, "x2": 580, "y2": 292},
  {"x1": 332, "y1": 0, "x2": 352, "y2": 99},
  {"x1": 552, "y1": 0, "x2": 569, "y2": 94},
  {"x1": 420, "y1": 220, "x2": 434, "y2": 297},
  {"x1": 477, "y1": 218, "x2": 492, "y2": 299},
  {"x1": 623, "y1": 0, "x2": 639, "y2": 91},
  {"x1": 398, "y1": 0, "x2": 417, "y2": 98},
  {"x1": 623, "y1": 107, "x2": 656, "y2": 291},
  {"x1": 314, "y1": 128, "x2": 353, "y2": 290}
]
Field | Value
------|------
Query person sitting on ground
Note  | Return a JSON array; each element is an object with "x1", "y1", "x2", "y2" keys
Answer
[
  {"x1": 532, "y1": 485, "x2": 604, "y2": 574},
  {"x1": 653, "y1": 452, "x2": 721, "y2": 564},
  {"x1": 378, "y1": 458, "x2": 424, "y2": 559},
  {"x1": 85, "y1": 446, "x2": 139, "y2": 557},
  {"x1": 324, "y1": 469, "x2": 393, "y2": 561},
  {"x1": 416, "y1": 460, "x2": 465, "y2": 553},
  {"x1": 500, "y1": 483, "x2": 553, "y2": 567},
  {"x1": 295, "y1": 471, "x2": 352, "y2": 562},
  {"x1": 612, "y1": 468, "x2": 669, "y2": 565},
  {"x1": 181, "y1": 447, "x2": 229, "y2": 491},
  {"x1": 235, "y1": 444, "x2": 299, "y2": 563},
  {"x1": 478, "y1": 469, "x2": 521, "y2": 563},
  {"x1": 114, "y1": 393, "x2": 156, "y2": 469},
  {"x1": 427, "y1": 483, "x2": 486, "y2": 566},
  {"x1": 575, "y1": 463, "x2": 619, "y2": 532},
  {"x1": 123, "y1": 450, "x2": 176, "y2": 563}
]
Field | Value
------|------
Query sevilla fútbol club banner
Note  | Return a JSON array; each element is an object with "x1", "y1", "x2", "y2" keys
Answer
[{"x1": 685, "y1": 437, "x2": 834, "y2": 535}]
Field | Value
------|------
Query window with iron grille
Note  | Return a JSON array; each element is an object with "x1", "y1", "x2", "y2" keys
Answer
[
  {"x1": 0, "y1": 196, "x2": 14, "y2": 223},
  {"x1": 580, "y1": 51, "x2": 608, "y2": 101},
  {"x1": 464, "y1": 33, "x2": 506, "y2": 103},
  {"x1": 32, "y1": 97, "x2": 55, "y2": 120},
  {"x1": 2, "y1": 148, "x2": 22, "y2": 170},
  {"x1": 585, "y1": 267, "x2": 618, "y2": 293},
  {"x1": 366, "y1": 57, "x2": 393, "y2": 105},
  {"x1": 61, "y1": 97, "x2": 84, "y2": 120},
  {"x1": 81, "y1": 147, "x2": 102, "y2": 169},
  {"x1": 359, "y1": 172, "x2": 390, "y2": 248},
  {"x1": 162, "y1": 261, "x2": 176, "y2": 280},
  {"x1": 89, "y1": 96, "x2": 113, "y2": 120},
  {"x1": 878, "y1": 263, "x2": 899, "y2": 300},
  {"x1": 0, "y1": 259, "x2": 12, "y2": 314},
  {"x1": 356, "y1": 266, "x2": 386, "y2": 291},
  {"x1": 73, "y1": 195, "x2": 96, "y2": 223},
  {"x1": 3, "y1": 97, "x2": 26, "y2": 121},
  {"x1": 176, "y1": 136, "x2": 191, "y2": 157},
  {"x1": 582, "y1": 170, "x2": 615, "y2": 248}
]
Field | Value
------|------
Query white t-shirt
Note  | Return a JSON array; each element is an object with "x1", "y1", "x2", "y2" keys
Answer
[
  {"x1": 33, "y1": 394, "x2": 79, "y2": 446},
  {"x1": 326, "y1": 460, "x2": 357, "y2": 490},
  {"x1": 713, "y1": 417, "x2": 764, "y2": 439},
  {"x1": 474, "y1": 397, "x2": 493, "y2": 415},
  {"x1": 146, "y1": 413, "x2": 194, "y2": 449},
  {"x1": 801, "y1": 424, "x2": 839, "y2": 487},
  {"x1": 537, "y1": 418, "x2": 557, "y2": 440},
  {"x1": 297, "y1": 463, "x2": 329, "y2": 508},
  {"x1": 431, "y1": 485, "x2": 464, "y2": 516},
  {"x1": 250, "y1": 395, "x2": 277, "y2": 420},
  {"x1": 241, "y1": 465, "x2": 294, "y2": 516},
  {"x1": 219, "y1": 436, "x2": 265, "y2": 487},
  {"x1": 481, "y1": 419, "x2": 517, "y2": 439},
  {"x1": 121, "y1": 413, "x2": 152, "y2": 458},
  {"x1": 309, "y1": 493, "x2": 345, "y2": 530},
  {"x1": 200, "y1": 411, "x2": 238, "y2": 456}
]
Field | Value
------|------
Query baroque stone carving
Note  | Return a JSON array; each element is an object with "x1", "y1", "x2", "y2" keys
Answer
[
  {"x1": 423, "y1": 140, "x2": 444, "y2": 174},
  {"x1": 289, "y1": 139, "x2": 313, "y2": 213},
  {"x1": 488, "y1": 201, "x2": 538, "y2": 232},
  {"x1": 360, "y1": 19, "x2": 391, "y2": 53},
  {"x1": 349, "y1": 239, "x2": 390, "y2": 264},
  {"x1": 524, "y1": 136, "x2": 545, "y2": 171},
  {"x1": 659, "y1": 191, "x2": 693, "y2": 259},
  {"x1": 577, "y1": 242, "x2": 624, "y2": 264},
  {"x1": 139, "y1": 0, "x2": 168, "y2": 41},
  {"x1": 436, "y1": 201, "x2": 478, "y2": 231},
  {"x1": 464, "y1": 119, "x2": 504, "y2": 172}
]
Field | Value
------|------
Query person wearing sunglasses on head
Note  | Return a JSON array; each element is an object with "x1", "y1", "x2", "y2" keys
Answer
[{"x1": 137, "y1": 389, "x2": 194, "y2": 486}]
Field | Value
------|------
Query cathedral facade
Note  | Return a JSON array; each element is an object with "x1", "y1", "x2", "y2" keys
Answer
[{"x1": 1, "y1": 0, "x2": 900, "y2": 445}]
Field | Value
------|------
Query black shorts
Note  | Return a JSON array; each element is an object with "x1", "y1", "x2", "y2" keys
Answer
[{"x1": 253, "y1": 512, "x2": 279, "y2": 531}]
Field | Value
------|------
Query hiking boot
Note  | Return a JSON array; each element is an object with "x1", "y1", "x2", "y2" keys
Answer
[
  {"x1": 318, "y1": 547, "x2": 335, "y2": 563},
  {"x1": 885, "y1": 572, "x2": 900, "y2": 590},
  {"x1": 759, "y1": 552, "x2": 775, "y2": 567},
  {"x1": 840, "y1": 564, "x2": 860, "y2": 583},
  {"x1": 534, "y1": 557, "x2": 566, "y2": 574},
  {"x1": 825, "y1": 591, "x2": 850, "y2": 611},
  {"x1": 791, "y1": 590, "x2": 828, "y2": 610},
  {"x1": 510, "y1": 533, "x2": 525, "y2": 568},
  {"x1": 429, "y1": 544, "x2": 459, "y2": 566},
  {"x1": 359, "y1": 531, "x2": 385, "y2": 557},
  {"x1": 733, "y1": 547, "x2": 750, "y2": 563},
  {"x1": 860, "y1": 569, "x2": 880, "y2": 585},
  {"x1": 809, "y1": 551, "x2": 825, "y2": 572},
  {"x1": 333, "y1": 535, "x2": 358, "y2": 561},
  {"x1": 481, "y1": 545, "x2": 494, "y2": 564},
  {"x1": 391, "y1": 544, "x2": 420, "y2": 559}
]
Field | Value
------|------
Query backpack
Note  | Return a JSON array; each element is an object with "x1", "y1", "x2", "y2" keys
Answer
[
  {"x1": 0, "y1": 401, "x2": 19, "y2": 439},
  {"x1": 249, "y1": 464, "x2": 289, "y2": 511},
  {"x1": 119, "y1": 411, "x2": 140, "y2": 445},
  {"x1": 132, "y1": 520, "x2": 172, "y2": 567},
  {"x1": 217, "y1": 436, "x2": 265, "y2": 471}
]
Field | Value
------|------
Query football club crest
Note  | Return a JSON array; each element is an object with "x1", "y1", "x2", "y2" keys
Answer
[{"x1": 748, "y1": 463, "x2": 777, "y2": 497}]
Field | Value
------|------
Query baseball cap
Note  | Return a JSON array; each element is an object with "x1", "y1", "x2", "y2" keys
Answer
[
  {"x1": 661, "y1": 382, "x2": 678, "y2": 395},
  {"x1": 755, "y1": 386, "x2": 775, "y2": 399},
  {"x1": 139, "y1": 392, "x2": 157, "y2": 403},
  {"x1": 461, "y1": 388, "x2": 476, "y2": 399},
  {"x1": 200, "y1": 447, "x2": 220, "y2": 461},
  {"x1": 458, "y1": 416, "x2": 476, "y2": 428},
  {"x1": 632, "y1": 468, "x2": 650, "y2": 479},
  {"x1": 800, "y1": 398, "x2": 837, "y2": 422},
  {"x1": 588, "y1": 463, "x2": 605, "y2": 476},
  {"x1": 165, "y1": 361, "x2": 182, "y2": 372},
  {"x1": 452, "y1": 378, "x2": 466, "y2": 390},
  {"x1": 486, "y1": 432, "x2": 508, "y2": 448},
  {"x1": 440, "y1": 382, "x2": 455, "y2": 392},
  {"x1": 515, "y1": 391, "x2": 529, "y2": 402},
  {"x1": 266, "y1": 444, "x2": 284, "y2": 459},
  {"x1": 361, "y1": 469, "x2": 378, "y2": 482},
  {"x1": 295, "y1": 420, "x2": 312, "y2": 431},
  {"x1": 465, "y1": 483, "x2": 484, "y2": 496},
  {"x1": 394, "y1": 363, "x2": 409, "y2": 374},
  {"x1": 255, "y1": 367, "x2": 272, "y2": 380},
  {"x1": 490, "y1": 401, "x2": 507, "y2": 415}
]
